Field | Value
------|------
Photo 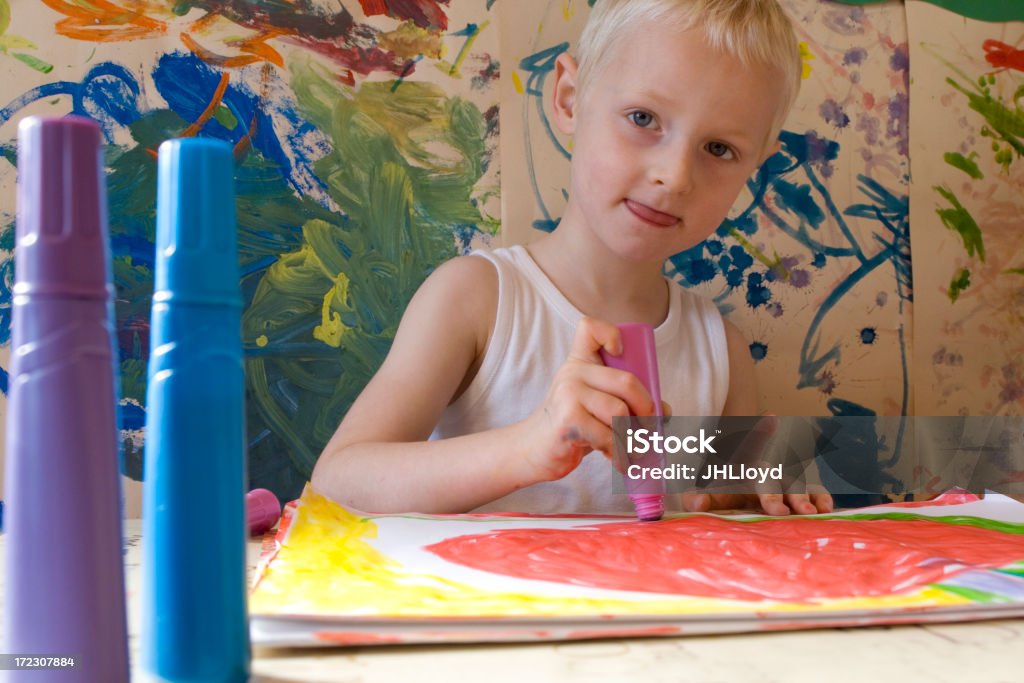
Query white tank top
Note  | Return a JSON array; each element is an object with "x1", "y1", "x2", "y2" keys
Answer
[{"x1": 431, "y1": 245, "x2": 730, "y2": 513}]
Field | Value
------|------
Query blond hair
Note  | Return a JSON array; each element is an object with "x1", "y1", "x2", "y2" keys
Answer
[{"x1": 575, "y1": 0, "x2": 802, "y2": 144}]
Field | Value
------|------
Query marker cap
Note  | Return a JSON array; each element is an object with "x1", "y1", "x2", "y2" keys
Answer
[
  {"x1": 15, "y1": 116, "x2": 111, "y2": 299},
  {"x1": 155, "y1": 138, "x2": 241, "y2": 307}
]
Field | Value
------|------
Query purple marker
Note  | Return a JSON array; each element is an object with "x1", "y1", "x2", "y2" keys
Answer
[
  {"x1": 3, "y1": 116, "x2": 129, "y2": 681},
  {"x1": 600, "y1": 323, "x2": 666, "y2": 521},
  {"x1": 246, "y1": 488, "x2": 282, "y2": 536}
]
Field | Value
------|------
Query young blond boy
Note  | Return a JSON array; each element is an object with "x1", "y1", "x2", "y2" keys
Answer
[{"x1": 312, "y1": 0, "x2": 833, "y2": 516}]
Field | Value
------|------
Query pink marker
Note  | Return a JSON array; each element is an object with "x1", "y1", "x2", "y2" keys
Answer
[
  {"x1": 246, "y1": 489, "x2": 282, "y2": 536},
  {"x1": 600, "y1": 323, "x2": 666, "y2": 521}
]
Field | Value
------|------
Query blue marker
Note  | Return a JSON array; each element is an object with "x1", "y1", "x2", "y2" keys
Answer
[{"x1": 140, "y1": 138, "x2": 249, "y2": 682}]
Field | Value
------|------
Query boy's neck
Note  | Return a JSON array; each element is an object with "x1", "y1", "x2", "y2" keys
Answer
[{"x1": 525, "y1": 227, "x2": 670, "y2": 327}]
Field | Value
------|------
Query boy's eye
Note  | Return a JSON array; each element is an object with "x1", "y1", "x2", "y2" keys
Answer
[
  {"x1": 629, "y1": 111, "x2": 655, "y2": 128},
  {"x1": 706, "y1": 141, "x2": 735, "y2": 160}
]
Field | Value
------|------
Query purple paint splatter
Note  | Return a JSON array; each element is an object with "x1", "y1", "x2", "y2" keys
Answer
[
  {"x1": 887, "y1": 92, "x2": 909, "y2": 156},
  {"x1": 856, "y1": 112, "x2": 881, "y2": 146},
  {"x1": 843, "y1": 47, "x2": 868, "y2": 66},
  {"x1": 820, "y1": 98, "x2": 851, "y2": 129}
]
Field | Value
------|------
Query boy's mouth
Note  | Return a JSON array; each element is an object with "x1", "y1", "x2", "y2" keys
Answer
[{"x1": 625, "y1": 199, "x2": 679, "y2": 227}]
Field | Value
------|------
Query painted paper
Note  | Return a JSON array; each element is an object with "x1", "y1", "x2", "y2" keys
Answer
[
  {"x1": 907, "y1": 3, "x2": 1024, "y2": 416},
  {"x1": 500, "y1": 0, "x2": 914, "y2": 424},
  {"x1": 0, "y1": 1, "x2": 500, "y2": 505},
  {"x1": 248, "y1": 487, "x2": 1024, "y2": 646},
  {"x1": 1, "y1": 1, "x2": 1022, "y2": 511}
]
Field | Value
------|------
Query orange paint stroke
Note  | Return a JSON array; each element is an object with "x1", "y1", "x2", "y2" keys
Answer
[
  {"x1": 428, "y1": 516, "x2": 1024, "y2": 603},
  {"x1": 42, "y1": 0, "x2": 167, "y2": 42},
  {"x1": 180, "y1": 31, "x2": 284, "y2": 68},
  {"x1": 983, "y1": 39, "x2": 1024, "y2": 74},
  {"x1": 180, "y1": 72, "x2": 231, "y2": 138}
]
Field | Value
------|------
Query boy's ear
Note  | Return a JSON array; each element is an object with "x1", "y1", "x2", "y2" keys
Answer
[{"x1": 552, "y1": 52, "x2": 580, "y2": 135}]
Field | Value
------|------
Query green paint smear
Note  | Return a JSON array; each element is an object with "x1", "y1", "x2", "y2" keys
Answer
[
  {"x1": 238, "y1": 58, "x2": 488, "y2": 487},
  {"x1": 948, "y1": 267, "x2": 971, "y2": 302},
  {"x1": 943, "y1": 151, "x2": 983, "y2": 180},
  {"x1": 732, "y1": 512, "x2": 1024, "y2": 536},
  {"x1": 934, "y1": 186, "x2": 985, "y2": 262},
  {"x1": 12, "y1": 52, "x2": 53, "y2": 73},
  {"x1": 212, "y1": 104, "x2": 237, "y2": 129},
  {"x1": 932, "y1": 584, "x2": 1009, "y2": 604},
  {"x1": 947, "y1": 77, "x2": 1024, "y2": 163},
  {"x1": 831, "y1": 0, "x2": 1024, "y2": 22}
]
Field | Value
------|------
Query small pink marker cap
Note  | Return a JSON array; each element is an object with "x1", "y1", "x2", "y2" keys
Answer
[{"x1": 245, "y1": 489, "x2": 282, "y2": 536}]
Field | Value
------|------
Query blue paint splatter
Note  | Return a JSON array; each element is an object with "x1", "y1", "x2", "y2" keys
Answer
[
  {"x1": 728, "y1": 244, "x2": 754, "y2": 270},
  {"x1": 681, "y1": 258, "x2": 717, "y2": 285},
  {"x1": 749, "y1": 342, "x2": 768, "y2": 361},
  {"x1": 746, "y1": 272, "x2": 772, "y2": 308},
  {"x1": 860, "y1": 327, "x2": 877, "y2": 344}
]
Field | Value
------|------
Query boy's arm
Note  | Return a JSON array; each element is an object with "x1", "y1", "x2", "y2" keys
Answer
[{"x1": 310, "y1": 256, "x2": 541, "y2": 513}]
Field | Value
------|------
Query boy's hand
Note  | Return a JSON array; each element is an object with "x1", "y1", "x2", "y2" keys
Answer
[
  {"x1": 521, "y1": 317, "x2": 661, "y2": 483},
  {"x1": 681, "y1": 489, "x2": 834, "y2": 516},
  {"x1": 682, "y1": 414, "x2": 834, "y2": 516}
]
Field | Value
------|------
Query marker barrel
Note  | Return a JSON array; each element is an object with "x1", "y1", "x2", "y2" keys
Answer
[
  {"x1": 140, "y1": 138, "x2": 249, "y2": 682},
  {"x1": 600, "y1": 323, "x2": 667, "y2": 521},
  {"x1": 3, "y1": 116, "x2": 129, "y2": 682}
]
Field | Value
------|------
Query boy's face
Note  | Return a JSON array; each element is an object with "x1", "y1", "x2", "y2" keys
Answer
[{"x1": 554, "y1": 21, "x2": 786, "y2": 264}]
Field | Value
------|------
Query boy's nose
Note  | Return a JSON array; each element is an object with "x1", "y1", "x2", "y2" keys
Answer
[{"x1": 649, "y1": 146, "x2": 695, "y2": 195}]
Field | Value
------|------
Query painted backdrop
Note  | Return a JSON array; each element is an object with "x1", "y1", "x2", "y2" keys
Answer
[{"x1": 0, "y1": 0, "x2": 1021, "y2": 510}]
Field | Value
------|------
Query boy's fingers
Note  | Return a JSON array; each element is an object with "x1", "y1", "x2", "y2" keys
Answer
[
  {"x1": 757, "y1": 492, "x2": 790, "y2": 516},
  {"x1": 571, "y1": 365, "x2": 657, "y2": 417},
  {"x1": 568, "y1": 316, "x2": 623, "y2": 363},
  {"x1": 810, "y1": 489, "x2": 834, "y2": 513},
  {"x1": 682, "y1": 492, "x2": 711, "y2": 512},
  {"x1": 783, "y1": 493, "x2": 818, "y2": 515}
]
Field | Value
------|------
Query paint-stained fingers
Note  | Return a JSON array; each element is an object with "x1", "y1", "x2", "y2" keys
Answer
[
  {"x1": 567, "y1": 316, "x2": 623, "y2": 364},
  {"x1": 560, "y1": 409, "x2": 614, "y2": 460}
]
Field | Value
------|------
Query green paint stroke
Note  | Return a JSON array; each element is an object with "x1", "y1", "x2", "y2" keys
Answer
[
  {"x1": 831, "y1": 0, "x2": 1024, "y2": 22},
  {"x1": 947, "y1": 77, "x2": 1024, "y2": 166},
  {"x1": 0, "y1": 0, "x2": 53, "y2": 73},
  {"x1": 934, "y1": 185, "x2": 985, "y2": 262},
  {"x1": 240, "y1": 58, "x2": 489, "y2": 477},
  {"x1": 933, "y1": 584, "x2": 1011, "y2": 605},
  {"x1": 948, "y1": 267, "x2": 971, "y2": 303},
  {"x1": 943, "y1": 151, "x2": 984, "y2": 180}
]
